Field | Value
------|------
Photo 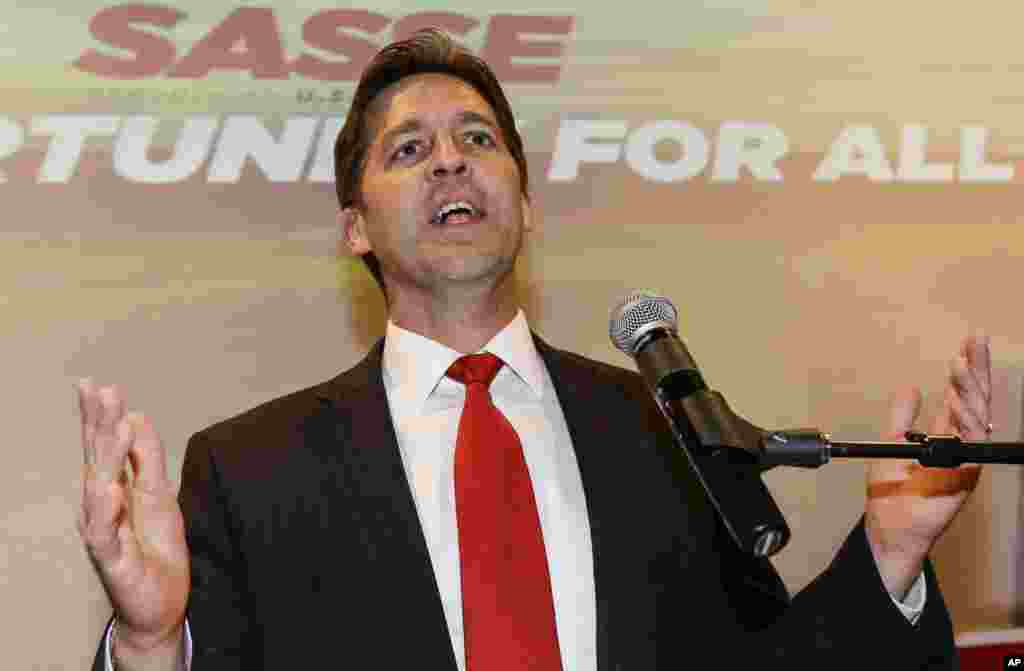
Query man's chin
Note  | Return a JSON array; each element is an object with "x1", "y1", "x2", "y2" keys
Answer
[{"x1": 429, "y1": 254, "x2": 515, "y2": 286}]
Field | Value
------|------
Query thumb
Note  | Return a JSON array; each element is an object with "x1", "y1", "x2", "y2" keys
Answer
[
  {"x1": 886, "y1": 386, "x2": 922, "y2": 440},
  {"x1": 869, "y1": 386, "x2": 923, "y2": 486}
]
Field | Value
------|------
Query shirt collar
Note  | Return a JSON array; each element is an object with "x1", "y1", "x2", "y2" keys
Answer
[{"x1": 382, "y1": 309, "x2": 546, "y2": 411}]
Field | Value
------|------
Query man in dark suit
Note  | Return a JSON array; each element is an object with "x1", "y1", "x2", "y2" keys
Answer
[{"x1": 79, "y1": 29, "x2": 992, "y2": 670}]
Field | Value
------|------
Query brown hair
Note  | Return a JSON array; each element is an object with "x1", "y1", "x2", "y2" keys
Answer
[{"x1": 334, "y1": 28, "x2": 530, "y2": 291}]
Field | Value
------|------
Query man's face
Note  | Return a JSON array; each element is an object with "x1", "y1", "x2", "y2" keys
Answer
[{"x1": 342, "y1": 73, "x2": 531, "y2": 296}]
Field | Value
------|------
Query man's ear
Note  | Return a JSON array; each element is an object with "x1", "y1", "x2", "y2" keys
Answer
[
  {"x1": 339, "y1": 207, "x2": 372, "y2": 255},
  {"x1": 521, "y1": 194, "x2": 538, "y2": 234}
]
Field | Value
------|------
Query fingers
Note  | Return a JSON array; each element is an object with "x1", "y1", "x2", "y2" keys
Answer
[
  {"x1": 77, "y1": 379, "x2": 100, "y2": 466},
  {"x1": 78, "y1": 382, "x2": 137, "y2": 566},
  {"x1": 126, "y1": 413, "x2": 169, "y2": 492},
  {"x1": 949, "y1": 354, "x2": 987, "y2": 425},
  {"x1": 92, "y1": 385, "x2": 128, "y2": 482},
  {"x1": 884, "y1": 385, "x2": 922, "y2": 440},
  {"x1": 951, "y1": 349, "x2": 990, "y2": 415},
  {"x1": 948, "y1": 334, "x2": 993, "y2": 439},
  {"x1": 961, "y1": 334, "x2": 992, "y2": 404},
  {"x1": 946, "y1": 383, "x2": 989, "y2": 440},
  {"x1": 79, "y1": 416, "x2": 134, "y2": 564}
]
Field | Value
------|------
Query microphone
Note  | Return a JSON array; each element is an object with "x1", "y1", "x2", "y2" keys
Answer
[{"x1": 610, "y1": 290, "x2": 791, "y2": 557}]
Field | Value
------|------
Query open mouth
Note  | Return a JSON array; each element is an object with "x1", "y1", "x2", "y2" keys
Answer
[{"x1": 431, "y1": 200, "x2": 483, "y2": 226}]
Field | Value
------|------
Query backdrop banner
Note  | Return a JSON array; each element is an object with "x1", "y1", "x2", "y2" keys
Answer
[{"x1": 3, "y1": 3, "x2": 1023, "y2": 666}]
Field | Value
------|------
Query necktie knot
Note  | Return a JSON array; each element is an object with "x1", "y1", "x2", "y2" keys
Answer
[{"x1": 447, "y1": 353, "x2": 503, "y2": 388}]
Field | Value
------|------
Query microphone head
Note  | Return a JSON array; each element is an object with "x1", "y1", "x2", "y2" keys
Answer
[{"x1": 609, "y1": 290, "x2": 678, "y2": 354}]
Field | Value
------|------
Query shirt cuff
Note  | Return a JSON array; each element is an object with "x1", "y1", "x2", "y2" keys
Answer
[
  {"x1": 890, "y1": 571, "x2": 926, "y2": 625},
  {"x1": 104, "y1": 618, "x2": 193, "y2": 670}
]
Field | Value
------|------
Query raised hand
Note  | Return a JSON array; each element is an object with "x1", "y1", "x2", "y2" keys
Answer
[
  {"x1": 77, "y1": 380, "x2": 189, "y2": 669},
  {"x1": 864, "y1": 335, "x2": 990, "y2": 598}
]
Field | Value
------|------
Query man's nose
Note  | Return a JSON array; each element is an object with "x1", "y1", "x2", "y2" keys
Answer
[{"x1": 429, "y1": 137, "x2": 469, "y2": 179}]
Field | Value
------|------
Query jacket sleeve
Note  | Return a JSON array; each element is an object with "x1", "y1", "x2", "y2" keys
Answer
[
  {"x1": 176, "y1": 431, "x2": 258, "y2": 670},
  {"x1": 718, "y1": 515, "x2": 958, "y2": 669}
]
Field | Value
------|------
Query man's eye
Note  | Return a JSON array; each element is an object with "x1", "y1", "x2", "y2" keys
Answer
[
  {"x1": 392, "y1": 141, "x2": 422, "y2": 161},
  {"x1": 464, "y1": 130, "x2": 496, "y2": 147}
]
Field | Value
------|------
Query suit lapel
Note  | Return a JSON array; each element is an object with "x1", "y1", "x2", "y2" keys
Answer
[
  {"x1": 533, "y1": 335, "x2": 618, "y2": 671},
  {"x1": 314, "y1": 340, "x2": 457, "y2": 669}
]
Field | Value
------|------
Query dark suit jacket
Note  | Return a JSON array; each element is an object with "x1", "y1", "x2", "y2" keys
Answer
[{"x1": 94, "y1": 335, "x2": 957, "y2": 670}]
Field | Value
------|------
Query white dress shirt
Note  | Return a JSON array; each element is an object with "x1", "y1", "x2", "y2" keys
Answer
[
  {"x1": 105, "y1": 309, "x2": 924, "y2": 669},
  {"x1": 381, "y1": 309, "x2": 597, "y2": 671}
]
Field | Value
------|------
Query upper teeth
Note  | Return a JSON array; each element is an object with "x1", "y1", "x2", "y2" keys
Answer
[{"x1": 436, "y1": 201, "x2": 475, "y2": 222}]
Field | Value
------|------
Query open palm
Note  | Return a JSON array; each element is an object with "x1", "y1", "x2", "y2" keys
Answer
[
  {"x1": 77, "y1": 381, "x2": 189, "y2": 653},
  {"x1": 865, "y1": 336, "x2": 990, "y2": 589}
]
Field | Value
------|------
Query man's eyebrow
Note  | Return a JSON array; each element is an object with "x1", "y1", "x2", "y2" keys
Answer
[
  {"x1": 379, "y1": 119, "x2": 423, "y2": 148},
  {"x1": 456, "y1": 111, "x2": 499, "y2": 129}
]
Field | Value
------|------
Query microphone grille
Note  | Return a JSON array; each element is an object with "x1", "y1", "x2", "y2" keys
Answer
[{"x1": 609, "y1": 290, "x2": 678, "y2": 354}]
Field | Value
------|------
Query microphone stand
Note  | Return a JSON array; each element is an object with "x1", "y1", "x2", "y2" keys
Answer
[
  {"x1": 656, "y1": 386, "x2": 1024, "y2": 560},
  {"x1": 761, "y1": 429, "x2": 1024, "y2": 468}
]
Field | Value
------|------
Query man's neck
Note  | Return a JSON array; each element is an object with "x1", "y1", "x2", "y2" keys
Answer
[{"x1": 386, "y1": 281, "x2": 520, "y2": 354}]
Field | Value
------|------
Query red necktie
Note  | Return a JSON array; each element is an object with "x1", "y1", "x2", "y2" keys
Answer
[{"x1": 447, "y1": 353, "x2": 563, "y2": 671}]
